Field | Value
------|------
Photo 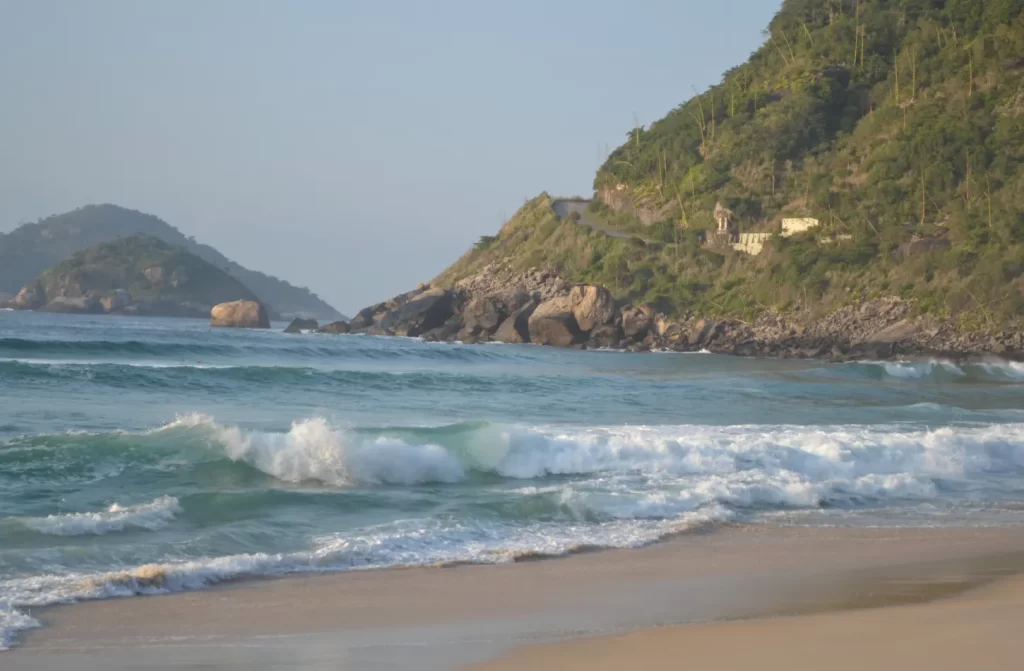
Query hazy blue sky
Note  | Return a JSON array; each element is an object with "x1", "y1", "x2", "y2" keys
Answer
[{"x1": 0, "y1": 0, "x2": 778, "y2": 314}]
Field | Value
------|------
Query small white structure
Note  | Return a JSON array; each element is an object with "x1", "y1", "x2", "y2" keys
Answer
[
  {"x1": 781, "y1": 218, "x2": 820, "y2": 237},
  {"x1": 732, "y1": 232, "x2": 772, "y2": 256}
]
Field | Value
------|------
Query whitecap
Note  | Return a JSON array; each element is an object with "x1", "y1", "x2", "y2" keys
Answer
[{"x1": 19, "y1": 496, "x2": 182, "y2": 536}]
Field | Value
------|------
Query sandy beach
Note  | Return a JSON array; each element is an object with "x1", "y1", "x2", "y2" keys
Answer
[
  {"x1": 6, "y1": 524, "x2": 1024, "y2": 670},
  {"x1": 476, "y1": 574, "x2": 1024, "y2": 671}
]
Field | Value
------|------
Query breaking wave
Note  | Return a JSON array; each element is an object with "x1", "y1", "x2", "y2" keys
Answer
[
  {"x1": 17, "y1": 496, "x2": 182, "y2": 536},
  {"x1": 3, "y1": 414, "x2": 1024, "y2": 649},
  {"x1": 835, "y1": 359, "x2": 1024, "y2": 383}
]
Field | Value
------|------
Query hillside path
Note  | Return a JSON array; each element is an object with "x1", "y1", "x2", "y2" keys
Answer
[{"x1": 550, "y1": 199, "x2": 633, "y2": 240}]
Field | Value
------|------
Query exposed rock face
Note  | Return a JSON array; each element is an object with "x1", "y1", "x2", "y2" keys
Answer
[
  {"x1": 100, "y1": 289, "x2": 133, "y2": 313},
  {"x1": 587, "y1": 324, "x2": 624, "y2": 349},
  {"x1": 375, "y1": 287, "x2": 454, "y2": 337},
  {"x1": 285, "y1": 317, "x2": 319, "y2": 333},
  {"x1": 13, "y1": 283, "x2": 45, "y2": 310},
  {"x1": 460, "y1": 296, "x2": 507, "y2": 338},
  {"x1": 569, "y1": 284, "x2": 616, "y2": 332},
  {"x1": 317, "y1": 263, "x2": 1023, "y2": 362},
  {"x1": 39, "y1": 296, "x2": 103, "y2": 314},
  {"x1": 493, "y1": 303, "x2": 536, "y2": 344},
  {"x1": 210, "y1": 300, "x2": 270, "y2": 328},
  {"x1": 620, "y1": 305, "x2": 652, "y2": 340},
  {"x1": 315, "y1": 321, "x2": 349, "y2": 334},
  {"x1": 528, "y1": 296, "x2": 582, "y2": 347}
]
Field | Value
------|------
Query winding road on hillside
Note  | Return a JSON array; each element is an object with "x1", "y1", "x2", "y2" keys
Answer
[{"x1": 550, "y1": 199, "x2": 633, "y2": 240}]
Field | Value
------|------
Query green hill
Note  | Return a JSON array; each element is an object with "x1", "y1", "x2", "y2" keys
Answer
[
  {"x1": 17, "y1": 235, "x2": 265, "y2": 315},
  {"x1": 438, "y1": 0, "x2": 1024, "y2": 330},
  {"x1": 0, "y1": 204, "x2": 345, "y2": 320}
]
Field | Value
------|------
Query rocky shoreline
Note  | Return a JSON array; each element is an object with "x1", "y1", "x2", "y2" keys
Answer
[{"x1": 295, "y1": 264, "x2": 1023, "y2": 363}]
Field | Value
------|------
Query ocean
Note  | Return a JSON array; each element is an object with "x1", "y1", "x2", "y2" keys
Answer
[{"x1": 2, "y1": 310, "x2": 1024, "y2": 649}]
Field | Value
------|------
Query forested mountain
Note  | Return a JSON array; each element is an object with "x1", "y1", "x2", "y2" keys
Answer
[
  {"x1": 440, "y1": 0, "x2": 1024, "y2": 328},
  {"x1": 0, "y1": 204, "x2": 344, "y2": 320}
]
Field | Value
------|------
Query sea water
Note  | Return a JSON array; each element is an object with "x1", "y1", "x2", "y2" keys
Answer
[{"x1": 1, "y1": 311, "x2": 1023, "y2": 649}]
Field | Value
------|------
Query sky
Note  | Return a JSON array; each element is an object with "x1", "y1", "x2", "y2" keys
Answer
[{"x1": 0, "y1": 0, "x2": 779, "y2": 315}]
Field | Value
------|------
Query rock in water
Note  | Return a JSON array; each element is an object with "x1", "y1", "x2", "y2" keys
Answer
[
  {"x1": 494, "y1": 302, "x2": 537, "y2": 344},
  {"x1": 316, "y1": 321, "x2": 350, "y2": 334},
  {"x1": 586, "y1": 324, "x2": 624, "y2": 349},
  {"x1": 620, "y1": 305, "x2": 652, "y2": 339},
  {"x1": 461, "y1": 296, "x2": 506, "y2": 337},
  {"x1": 569, "y1": 284, "x2": 616, "y2": 332},
  {"x1": 374, "y1": 287, "x2": 454, "y2": 337},
  {"x1": 210, "y1": 300, "x2": 270, "y2": 329},
  {"x1": 285, "y1": 317, "x2": 319, "y2": 333},
  {"x1": 528, "y1": 296, "x2": 582, "y2": 347}
]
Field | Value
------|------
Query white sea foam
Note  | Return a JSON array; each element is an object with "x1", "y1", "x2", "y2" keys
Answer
[
  {"x1": 0, "y1": 357, "x2": 234, "y2": 369},
  {"x1": 981, "y1": 361, "x2": 1024, "y2": 379},
  {"x1": 0, "y1": 506, "x2": 724, "y2": 649},
  {"x1": 147, "y1": 415, "x2": 1024, "y2": 511},
  {"x1": 20, "y1": 496, "x2": 182, "y2": 536},
  {"x1": 880, "y1": 360, "x2": 966, "y2": 379},
  {"x1": 4, "y1": 415, "x2": 1024, "y2": 649},
  {"x1": 212, "y1": 416, "x2": 465, "y2": 486}
]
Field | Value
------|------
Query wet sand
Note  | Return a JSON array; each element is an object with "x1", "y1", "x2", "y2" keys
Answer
[
  {"x1": 476, "y1": 573, "x2": 1024, "y2": 671},
  {"x1": 8, "y1": 525, "x2": 1024, "y2": 670}
]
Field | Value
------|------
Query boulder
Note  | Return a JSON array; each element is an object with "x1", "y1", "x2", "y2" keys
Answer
[
  {"x1": 375, "y1": 287, "x2": 454, "y2": 337},
  {"x1": 586, "y1": 324, "x2": 624, "y2": 349},
  {"x1": 620, "y1": 305, "x2": 653, "y2": 340},
  {"x1": 285, "y1": 317, "x2": 319, "y2": 333},
  {"x1": 569, "y1": 284, "x2": 617, "y2": 332},
  {"x1": 12, "y1": 283, "x2": 46, "y2": 310},
  {"x1": 39, "y1": 296, "x2": 103, "y2": 314},
  {"x1": 528, "y1": 296, "x2": 582, "y2": 347},
  {"x1": 688, "y1": 318, "x2": 720, "y2": 348},
  {"x1": 348, "y1": 305, "x2": 382, "y2": 330},
  {"x1": 493, "y1": 302, "x2": 537, "y2": 344},
  {"x1": 210, "y1": 300, "x2": 270, "y2": 328},
  {"x1": 460, "y1": 296, "x2": 507, "y2": 336},
  {"x1": 315, "y1": 321, "x2": 349, "y2": 335},
  {"x1": 100, "y1": 289, "x2": 133, "y2": 313},
  {"x1": 420, "y1": 315, "x2": 464, "y2": 342}
]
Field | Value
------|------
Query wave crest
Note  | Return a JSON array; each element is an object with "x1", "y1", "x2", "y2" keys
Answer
[{"x1": 19, "y1": 496, "x2": 182, "y2": 536}]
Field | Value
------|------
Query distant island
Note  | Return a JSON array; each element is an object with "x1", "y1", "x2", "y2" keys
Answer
[
  {"x1": 312, "y1": 0, "x2": 1024, "y2": 361},
  {"x1": 6, "y1": 235, "x2": 269, "y2": 318},
  {"x1": 0, "y1": 204, "x2": 345, "y2": 321}
]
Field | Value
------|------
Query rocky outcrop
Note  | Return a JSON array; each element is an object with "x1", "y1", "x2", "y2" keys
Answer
[
  {"x1": 316, "y1": 321, "x2": 350, "y2": 334},
  {"x1": 306, "y1": 263, "x2": 1023, "y2": 362},
  {"x1": 376, "y1": 287, "x2": 454, "y2": 337},
  {"x1": 100, "y1": 289, "x2": 133, "y2": 313},
  {"x1": 210, "y1": 300, "x2": 270, "y2": 329},
  {"x1": 528, "y1": 296, "x2": 583, "y2": 347},
  {"x1": 569, "y1": 284, "x2": 616, "y2": 332},
  {"x1": 284, "y1": 317, "x2": 319, "y2": 333},
  {"x1": 39, "y1": 296, "x2": 103, "y2": 314},
  {"x1": 493, "y1": 303, "x2": 536, "y2": 344},
  {"x1": 12, "y1": 283, "x2": 46, "y2": 310}
]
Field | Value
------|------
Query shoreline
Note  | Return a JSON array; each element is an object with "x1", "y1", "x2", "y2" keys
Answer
[{"x1": 7, "y1": 525, "x2": 1024, "y2": 669}]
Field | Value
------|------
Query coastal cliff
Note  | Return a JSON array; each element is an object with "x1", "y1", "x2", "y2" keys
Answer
[{"x1": 329, "y1": 0, "x2": 1023, "y2": 359}]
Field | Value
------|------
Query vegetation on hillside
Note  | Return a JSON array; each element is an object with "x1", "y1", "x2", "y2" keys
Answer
[
  {"x1": 0, "y1": 204, "x2": 344, "y2": 319},
  {"x1": 31, "y1": 235, "x2": 262, "y2": 307},
  {"x1": 442, "y1": 0, "x2": 1024, "y2": 328}
]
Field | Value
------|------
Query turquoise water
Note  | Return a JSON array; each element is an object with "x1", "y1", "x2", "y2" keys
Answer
[{"x1": 2, "y1": 310, "x2": 1024, "y2": 648}]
